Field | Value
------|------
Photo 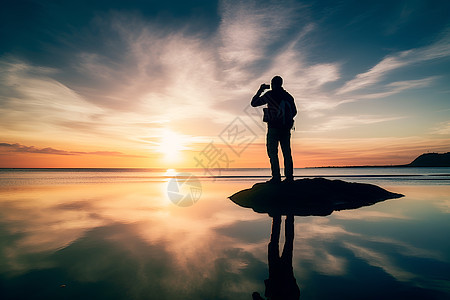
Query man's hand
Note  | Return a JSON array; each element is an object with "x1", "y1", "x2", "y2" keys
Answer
[{"x1": 260, "y1": 83, "x2": 270, "y2": 91}]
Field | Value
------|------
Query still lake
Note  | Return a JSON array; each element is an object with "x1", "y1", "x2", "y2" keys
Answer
[{"x1": 0, "y1": 168, "x2": 449, "y2": 299}]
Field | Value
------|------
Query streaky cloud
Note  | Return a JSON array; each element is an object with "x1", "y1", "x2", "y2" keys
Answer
[
  {"x1": 311, "y1": 115, "x2": 405, "y2": 132},
  {"x1": 343, "y1": 242, "x2": 415, "y2": 281},
  {"x1": 0, "y1": 143, "x2": 144, "y2": 157},
  {"x1": 342, "y1": 77, "x2": 438, "y2": 102},
  {"x1": 337, "y1": 32, "x2": 450, "y2": 95},
  {"x1": 431, "y1": 120, "x2": 450, "y2": 135}
]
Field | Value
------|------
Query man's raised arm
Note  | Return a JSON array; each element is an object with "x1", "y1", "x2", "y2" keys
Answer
[{"x1": 251, "y1": 84, "x2": 269, "y2": 107}]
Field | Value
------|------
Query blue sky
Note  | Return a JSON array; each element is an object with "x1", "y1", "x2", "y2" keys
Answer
[{"x1": 1, "y1": 0, "x2": 449, "y2": 167}]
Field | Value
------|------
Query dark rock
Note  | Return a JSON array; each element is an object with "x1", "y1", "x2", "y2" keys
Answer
[{"x1": 229, "y1": 178, "x2": 404, "y2": 217}]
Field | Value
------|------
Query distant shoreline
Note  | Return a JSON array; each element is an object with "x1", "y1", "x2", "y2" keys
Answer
[
  {"x1": 2, "y1": 153, "x2": 449, "y2": 170},
  {"x1": 1, "y1": 165, "x2": 450, "y2": 171},
  {"x1": 306, "y1": 165, "x2": 418, "y2": 169}
]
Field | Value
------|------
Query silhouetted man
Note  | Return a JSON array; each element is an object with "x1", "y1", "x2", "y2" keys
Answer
[
  {"x1": 252, "y1": 215, "x2": 300, "y2": 300},
  {"x1": 251, "y1": 76, "x2": 297, "y2": 183}
]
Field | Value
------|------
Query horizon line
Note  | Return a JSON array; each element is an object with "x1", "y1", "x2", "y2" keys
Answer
[{"x1": 0, "y1": 164, "x2": 441, "y2": 171}]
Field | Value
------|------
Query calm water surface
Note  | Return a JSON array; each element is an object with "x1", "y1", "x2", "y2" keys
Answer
[{"x1": 0, "y1": 168, "x2": 449, "y2": 299}]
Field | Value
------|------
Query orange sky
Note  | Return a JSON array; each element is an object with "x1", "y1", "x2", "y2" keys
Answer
[{"x1": 1, "y1": 134, "x2": 449, "y2": 169}]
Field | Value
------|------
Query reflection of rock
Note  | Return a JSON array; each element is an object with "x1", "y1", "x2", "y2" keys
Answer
[{"x1": 229, "y1": 178, "x2": 404, "y2": 217}]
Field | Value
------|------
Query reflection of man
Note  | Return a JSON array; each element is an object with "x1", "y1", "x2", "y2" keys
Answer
[
  {"x1": 251, "y1": 76, "x2": 297, "y2": 183},
  {"x1": 253, "y1": 215, "x2": 300, "y2": 300}
]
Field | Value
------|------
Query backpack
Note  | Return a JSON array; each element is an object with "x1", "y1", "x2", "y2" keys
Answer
[{"x1": 263, "y1": 92, "x2": 295, "y2": 129}]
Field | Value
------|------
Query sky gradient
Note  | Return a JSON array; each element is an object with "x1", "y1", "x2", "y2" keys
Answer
[{"x1": 1, "y1": 0, "x2": 449, "y2": 168}]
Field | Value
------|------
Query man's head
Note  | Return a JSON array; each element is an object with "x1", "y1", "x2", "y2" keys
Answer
[{"x1": 271, "y1": 76, "x2": 283, "y2": 90}]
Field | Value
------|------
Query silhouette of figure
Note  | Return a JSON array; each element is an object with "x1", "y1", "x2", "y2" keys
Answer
[
  {"x1": 253, "y1": 215, "x2": 300, "y2": 300},
  {"x1": 251, "y1": 76, "x2": 297, "y2": 183}
]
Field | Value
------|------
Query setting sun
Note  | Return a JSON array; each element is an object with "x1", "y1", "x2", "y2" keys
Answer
[{"x1": 159, "y1": 130, "x2": 186, "y2": 162}]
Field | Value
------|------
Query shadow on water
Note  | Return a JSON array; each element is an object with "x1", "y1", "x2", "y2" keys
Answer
[{"x1": 230, "y1": 178, "x2": 404, "y2": 299}]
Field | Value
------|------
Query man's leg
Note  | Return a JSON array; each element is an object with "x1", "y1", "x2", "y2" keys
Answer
[
  {"x1": 280, "y1": 129, "x2": 293, "y2": 180},
  {"x1": 267, "y1": 128, "x2": 281, "y2": 180}
]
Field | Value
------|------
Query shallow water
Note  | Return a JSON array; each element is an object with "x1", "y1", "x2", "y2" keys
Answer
[{"x1": 0, "y1": 168, "x2": 449, "y2": 299}]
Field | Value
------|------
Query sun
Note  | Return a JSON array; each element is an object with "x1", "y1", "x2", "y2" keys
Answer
[{"x1": 159, "y1": 130, "x2": 186, "y2": 162}]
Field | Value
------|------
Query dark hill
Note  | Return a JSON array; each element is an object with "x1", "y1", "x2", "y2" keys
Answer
[{"x1": 408, "y1": 152, "x2": 450, "y2": 167}]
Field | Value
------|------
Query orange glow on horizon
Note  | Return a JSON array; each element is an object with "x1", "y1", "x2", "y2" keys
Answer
[{"x1": 2, "y1": 137, "x2": 447, "y2": 169}]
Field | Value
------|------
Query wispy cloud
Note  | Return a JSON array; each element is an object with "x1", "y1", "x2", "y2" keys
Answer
[
  {"x1": 310, "y1": 115, "x2": 405, "y2": 132},
  {"x1": 347, "y1": 77, "x2": 438, "y2": 101},
  {"x1": 334, "y1": 210, "x2": 410, "y2": 221},
  {"x1": 337, "y1": 33, "x2": 450, "y2": 95},
  {"x1": 0, "y1": 57, "x2": 199, "y2": 149},
  {"x1": 0, "y1": 58, "x2": 104, "y2": 134},
  {"x1": 343, "y1": 241, "x2": 414, "y2": 281},
  {"x1": 0, "y1": 1, "x2": 335, "y2": 143},
  {"x1": 431, "y1": 120, "x2": 450, "y2": 135},
  {"x1": 218, "y1": 0, "x2": 300, "y2": 76},
  {"x1": 0, "y1": 143, "x2": 144, "y2": 157}
]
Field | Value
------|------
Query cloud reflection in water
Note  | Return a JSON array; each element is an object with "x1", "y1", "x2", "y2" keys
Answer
[{"x1": 0, "y1": 180, "x2": 449, "y2": 299}]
